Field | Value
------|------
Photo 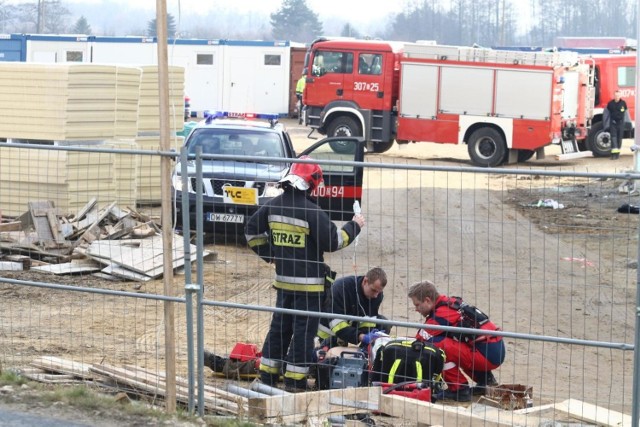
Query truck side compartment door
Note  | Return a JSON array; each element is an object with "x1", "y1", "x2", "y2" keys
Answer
[{"x1": 299, "y1": 137, "x2": 365, "y2": 221}]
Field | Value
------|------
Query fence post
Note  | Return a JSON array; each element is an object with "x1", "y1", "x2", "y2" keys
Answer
[
  {"x1": 195, "y1": 148, "x2": 206, "y2": 416},
  {"x1": 180, "y1": 147, "x2": 196, "y2": 414}
]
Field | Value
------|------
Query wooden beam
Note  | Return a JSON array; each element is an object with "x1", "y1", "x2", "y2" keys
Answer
[
  {"x1": 70, "y1": 197, "x2": 97, "y2": 223},
  {"x1": 555, "y1": 151, "x2": 593, "y2": 161},
  {"x1": 554, "y1": 398, "x2": 631, "y2": 427},
  {"x1": 378, "y1": 392, "x2": 541, "y2": 426},
  {"x1": 4, "y1": 255, "x2": 31, "y2": 270},
  {"x1": 30, "y1": 356, "x2": 94, "y2": 379},
  {"x1": 248, "y1": 386, "x2": 378, "y2": 422},
  {"x1": 0, "y1": 261, "x2": 23, "y2": 271},
  {"x1": 0, "y1": 221, "x2": 23, "y2": 232}
]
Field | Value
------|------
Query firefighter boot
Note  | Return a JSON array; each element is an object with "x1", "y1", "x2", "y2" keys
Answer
[
  {"x1": 434, "y1": 385, "x2": 472, "y2": 402},
  {"x1": 471, "y1": 371, "x2": 498, "y2": 395},
  {"x1": 284, "y1": 378, "x2": 311, "y2": 393},
  {"x1": 611, "y1": 148, "x2": 621, "y2": 160},
  {"x1": 258, "y1": 371, "x2": 279, "y2": 387}
]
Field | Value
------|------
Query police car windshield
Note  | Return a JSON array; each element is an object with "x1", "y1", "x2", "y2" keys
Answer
[{"x1": 187, "y1": 129, "x2": 284, "y2": 158}]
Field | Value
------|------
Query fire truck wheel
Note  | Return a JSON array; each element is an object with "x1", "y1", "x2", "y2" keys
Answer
[
  {"x1": 467, "y1": 127, "x2": 507, "y2": 167},
  {"x1": 328, "y1": 116, "x2": 361, "y2": 138},
  {"x1": 586, "y1": 121, "x2": 610, "y2": 157},
  {"x1": 517, "y1": 149, "x2": 535, "y2": 163},
  {"x1": 369, "y1": 140, "x2": 394, "y2": 154}
]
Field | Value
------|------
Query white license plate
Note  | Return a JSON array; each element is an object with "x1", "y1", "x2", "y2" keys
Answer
[{"x1": 206, "y1": 213, "x2": 244, "y2": 223}]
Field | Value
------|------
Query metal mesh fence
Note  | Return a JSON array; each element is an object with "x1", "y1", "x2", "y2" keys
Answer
[{"x1": 0, "y1": 142, "x2": 637, "y2": 425}]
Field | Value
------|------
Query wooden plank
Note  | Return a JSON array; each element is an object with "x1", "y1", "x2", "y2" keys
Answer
[
  {"x1": 0, "y1": 261, "x2": 23, "y2": 271},
  {"x1": 0, "y1": 221, "x2": 22, "y2": 232},
  {"x1": 87, "y1": 234, "x2": 196, "y2": 277},
  {"x1": 46, "y1": 210, "x2": 65, "y2": 243},
  {"x1": 75, "y1": 201, "x2": 117, "y2": 247},
  {"x1": 29, "y1": 201, "x2": 57, "y2": 243},
  {"x1": 4, "y1": 254, "x2": 31, "y2": 269},
  {"x1": 31, "y1": 260, "x2": 102, "y2": 275},
  {"x1": 16, "y1": 212, "x2": 32, "y2": 230},
  {"x1": 30, "y1": 356, "x2": 94, "y2": 379},
  {"x1": 555, "y1": 151, "x2": 593, "y2": 161},
  {"x1": 248, "y1": 386, "x2": 378, "y2": 421},
  {"x1": 22, "y1": 371, "x2": 79, "y2": 384},
  {"x1": 379, "y1": 392, "x2": 540, "y2": 427},
  {"x1": 329, "y1": 396, "x2": 378, "y2": 411},
  {"x1": 90, "y1": 364, "x2": 245, "y2": 414},
  {"x1": 108, "y1": 205, "x2": 130, "y2": 220},
  {"x1": 101, "y1": 264, "x2": 153, "y2": 282},
  {"x1": 554, "y1": 398, "x2": 631, "y2": 427},
  {"x1": 513, "y1": 402, "x2": 557, "y2": 415},
  {"x1": 91, "y1": 271, "x2": 122, "y2": 281},
  {"x1": 75, "y1": 210, "x2": 99, "y2": 232},
  {"x1": 70, "y1": 197, "x2": 97, "y2": 222}
]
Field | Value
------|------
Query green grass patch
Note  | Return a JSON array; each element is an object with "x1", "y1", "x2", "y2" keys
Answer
[{"x1": 0, "y1": 370, "x2": 29, "y2": 386}]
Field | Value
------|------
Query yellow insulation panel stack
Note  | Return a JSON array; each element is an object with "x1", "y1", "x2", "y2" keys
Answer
[
  {"x1": 135, "y1": 135, "x2": 184, "y2": 204},
  {"x1": 137, "y1": 65, "x2": 185, "y2": 134},
  {"x1": 0, "y1": 63, "x2": 141, "y2": 141},
  {"x1": 0, "y1": 145, "x2": 117, "y2": 216}
]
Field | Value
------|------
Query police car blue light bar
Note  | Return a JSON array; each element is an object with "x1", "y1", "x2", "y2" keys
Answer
[{"x1": 203, "y1": 110, "x2": 279, "y2": 125}]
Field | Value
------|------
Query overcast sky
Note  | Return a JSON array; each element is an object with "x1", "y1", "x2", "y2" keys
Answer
[
  {"x1": 64, "y1": 0, "x2": 402, "y2": 28},
  {"x1": 24, "y1": 0, "x2": 404, "y2": 39}
]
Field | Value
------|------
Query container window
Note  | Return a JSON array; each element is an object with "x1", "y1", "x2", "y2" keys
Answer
[
  {"x1": 66, "y1": 51, "x2": 83, "y2": 62},
  {"x1": 197, "y1": 54, "x2": 214, "y2": 65},
  {"x1": 264, "y1": 54, "x2": 281, "y2": 66}
]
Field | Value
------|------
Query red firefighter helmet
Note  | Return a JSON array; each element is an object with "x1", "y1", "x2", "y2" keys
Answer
[{"x1": 279, "y1": 155, "x2": 323, "y2": 191}]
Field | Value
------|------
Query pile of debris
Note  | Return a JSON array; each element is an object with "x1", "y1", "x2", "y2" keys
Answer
[
  {"x1": 19, "y1": 356, "x2": 379, "y2": 424},
  {"x1": 17, "y1": 356, "x2": 630, "y2": 426},
  {"x1": 0, "y1": 198, "x2": 198, "y2": 282}
]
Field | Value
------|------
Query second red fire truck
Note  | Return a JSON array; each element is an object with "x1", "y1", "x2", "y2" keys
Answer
[
  {"x1": 585, "y1": 54, "x2": 636, "y2": 156},
  {"x1": 303, "y1": 38, "x2": 596, "y2": 167}
]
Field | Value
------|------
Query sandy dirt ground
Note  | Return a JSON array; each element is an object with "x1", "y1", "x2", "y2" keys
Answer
[{"x1": 1, "y1": 120, "x2": 639, "y2": 421}]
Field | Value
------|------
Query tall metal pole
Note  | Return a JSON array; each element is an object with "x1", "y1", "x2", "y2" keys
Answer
[
  {"x1": 156, "y1": 0, "x2": 177, "y2": 413},
  {"x1": 632, "y1": 3, "x2": 640, "y2": 426}
]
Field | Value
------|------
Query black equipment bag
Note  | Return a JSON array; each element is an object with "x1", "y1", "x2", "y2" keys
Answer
[{"x1": 370, "y1": 338, "x2": 445, "y2": 385}]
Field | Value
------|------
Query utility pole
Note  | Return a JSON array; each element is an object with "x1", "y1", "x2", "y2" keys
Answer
[
  {"x1": 156, "y1": 0, "x2": 177, "y2": 414},
  {"x1": 37, "y1": 0, "x2": 44, "y2": 33}
]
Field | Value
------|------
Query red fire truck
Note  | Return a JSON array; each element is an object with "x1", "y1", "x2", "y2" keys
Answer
[
  {"x1": 584, "y1": 54, "x2": 636, "y2": 156},
  {"x1": 303, "y1": 39, "x2": 594, "y2": 167}
]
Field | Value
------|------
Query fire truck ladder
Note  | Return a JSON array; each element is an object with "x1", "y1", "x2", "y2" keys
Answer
[{"x1": 403, "y1": 44, "x2": 580, "y2": 67}]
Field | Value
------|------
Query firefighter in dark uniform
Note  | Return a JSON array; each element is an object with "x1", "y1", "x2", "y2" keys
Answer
[
  {"x1": 245, "y1": 156, "x2": 365, "y2": 392},
  {"x1": 317, "y1": 267, "x2": 390, "y2": 351},
  {"x1": 606, "y1": 89, "x2": 628, "y2": 160}
]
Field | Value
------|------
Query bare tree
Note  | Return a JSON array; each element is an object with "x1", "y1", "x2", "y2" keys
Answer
[{"x1": 42, "y1": 0, "x2": 71, "y2": 33}]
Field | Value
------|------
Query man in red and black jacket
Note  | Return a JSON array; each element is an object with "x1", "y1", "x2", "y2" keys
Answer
[{"x1": 408, "y1": 280, "x2": 506, "y2": 402}]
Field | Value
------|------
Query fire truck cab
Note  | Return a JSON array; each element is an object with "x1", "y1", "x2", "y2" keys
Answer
[
  {"x1": 304, "y1": 39, "x2": 402, "y2": 154},
  {"x1": 585, "y1": 54, "x2": 636, "y2": 156}
]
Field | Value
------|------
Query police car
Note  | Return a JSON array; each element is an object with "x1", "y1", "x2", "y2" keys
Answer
[{"x1": 172, "y1": 111, "x2": 365, "y2": 237}]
